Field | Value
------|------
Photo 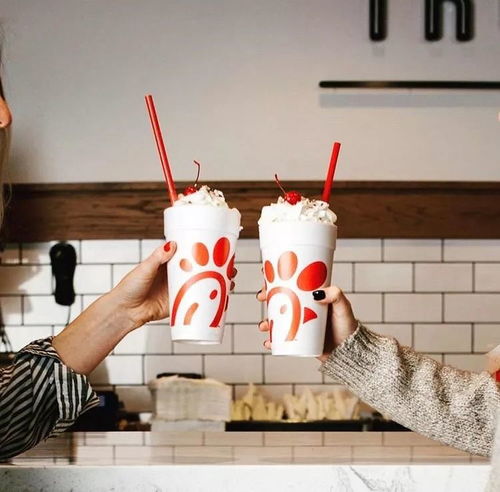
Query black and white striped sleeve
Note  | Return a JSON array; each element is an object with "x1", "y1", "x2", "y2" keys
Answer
[{"x1": 0, "y1": 338, "x2": 99, "y2": 460}]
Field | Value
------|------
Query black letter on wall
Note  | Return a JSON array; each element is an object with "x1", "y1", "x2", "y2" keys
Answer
[
  {"x1": 369, "y1": 0, "x2": 387, "y2": 41},
  {"x1": 425, "y1": 0, "x2": 474, "y2": 41}
]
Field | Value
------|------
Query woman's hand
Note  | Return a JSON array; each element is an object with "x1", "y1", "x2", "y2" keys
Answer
[
  {"x1": 54, "y1": 241, "x2": 239, "y2": 375},
  {"x1": 110, "y1": 242, "x2": 177, "y2": 329},
  {"x1": 53, "y1": 243, "x2": 177, "y2": 374},
  {"x1": 257, "y1": 285, "x2": 358, "y2": 362}
]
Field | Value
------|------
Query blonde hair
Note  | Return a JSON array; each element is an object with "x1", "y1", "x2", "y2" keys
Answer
[{"x1": 0, "y1": 126, "x2": 10, "y2": 227}]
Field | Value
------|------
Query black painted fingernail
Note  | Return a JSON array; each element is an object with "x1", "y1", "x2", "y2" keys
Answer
[
  {"x1": 312, "y1": 290, "x2": 326, "y2": 300},
  {"x1": 256, "y1": 289, "x2": 262, "y2": 298}
]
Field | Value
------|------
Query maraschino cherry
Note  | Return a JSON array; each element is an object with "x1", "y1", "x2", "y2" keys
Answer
[
  {"x1": 274, "y1": 174, "x2": 302, "y2": 205},
  {"x1": 184, "y1": 160, "x2": 201, "y2": 195}
]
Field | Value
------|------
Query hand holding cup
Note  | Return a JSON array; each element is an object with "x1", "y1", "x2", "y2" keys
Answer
[{"x1": 257, "y1": 285, "x2": 358, "y2": 361}]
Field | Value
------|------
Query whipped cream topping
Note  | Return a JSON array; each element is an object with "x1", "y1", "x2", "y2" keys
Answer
[
  {"x1": 258, "y1": 196, "x2": 337, "y2": 225},
  {"x1": 174, "y1": 185, "x2": 229, "y2": 208}
]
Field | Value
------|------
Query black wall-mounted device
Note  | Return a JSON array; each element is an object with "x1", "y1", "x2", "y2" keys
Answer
[{"x1": 49, "y1": 242, "x2": 77, "y2": 306}]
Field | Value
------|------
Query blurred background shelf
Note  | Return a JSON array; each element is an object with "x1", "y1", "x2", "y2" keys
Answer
[
  {"x1": 225, "y1": 419, "x2": 410, "y2": 432},
  {"x1": 118, "y1": 420, "x2": 410, "y2": 432},
  {"x1": 319, "y1": 81, "x2": 500, "y2": 90}
]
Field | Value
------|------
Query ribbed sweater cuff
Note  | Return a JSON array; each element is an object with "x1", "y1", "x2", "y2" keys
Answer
[{"x1": 320, "y1": 323, "x2": 385, "y2": 384}]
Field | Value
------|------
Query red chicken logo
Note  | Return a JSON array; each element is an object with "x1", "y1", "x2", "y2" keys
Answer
[
  {"x1": 171, "y1": 237, "x2": 235, "y2": 328},
  {"x1": 264, "y1": 251, "x2": 327, "y2": 342}
]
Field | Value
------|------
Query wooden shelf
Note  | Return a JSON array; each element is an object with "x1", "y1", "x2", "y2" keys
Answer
[
  {"x1": 3, "y1": 181, "x2": 500, "y2": 241},
  {"x1": 319, "y1": 81, "x2": 500, "y2": 90}
]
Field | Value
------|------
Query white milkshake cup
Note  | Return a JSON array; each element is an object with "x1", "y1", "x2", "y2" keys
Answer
[
  {"x1": 164, "y1": 205, "x2": 241, "y2": 344},
  {"x1": 259, "y1": 221, "x2": 337, "y2": 357}
]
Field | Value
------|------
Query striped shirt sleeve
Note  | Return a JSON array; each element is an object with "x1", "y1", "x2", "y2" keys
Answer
[{"x1": 0, "y1": 337, "x2": 99, "y2": 460}]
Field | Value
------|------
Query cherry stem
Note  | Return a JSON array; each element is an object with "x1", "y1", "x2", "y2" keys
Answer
[
  {"x1": 274, "y1": 174, "x2": 287, "y2": 196},
  {"x1": 193, "y1": 160, "x2": 201, "y2": 187}
]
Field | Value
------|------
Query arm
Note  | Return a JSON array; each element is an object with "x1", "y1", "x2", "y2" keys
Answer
[
  {"x1": 321, "y1": 323, "x2": 499, "y2": 457},
  {"x1": 52, "y1": 242, "x2": 175, "y2": 374},
  {"x1": 0, "y1": 243, "x2": 176, "y2": 459},
  {"x1": 258, "y1": 286, "x2": 500, "y2": 457}
]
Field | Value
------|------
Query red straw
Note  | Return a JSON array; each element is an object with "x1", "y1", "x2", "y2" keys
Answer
[
  {"x1": 321, "y1": 141, "x2": 342, "y2": 203},
  {"x1": 145, "y1": 94, "x2": 178, "y2": 204}
]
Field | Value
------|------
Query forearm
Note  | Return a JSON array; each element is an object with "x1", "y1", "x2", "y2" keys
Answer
[
  {"x1": 321, "y1": 325, "x2": 500, "y2": 457},
  {"x1": 52, "y1": 291, "x2": 136, "y2": 375}
]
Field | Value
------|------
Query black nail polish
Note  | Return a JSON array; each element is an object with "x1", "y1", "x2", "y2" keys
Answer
[
  {"x1": 312, "y1": 290, "x2": 326, "y2": 300},
  {"x1": 256, "y1": 289, "x2": 262, "y2": 298}
]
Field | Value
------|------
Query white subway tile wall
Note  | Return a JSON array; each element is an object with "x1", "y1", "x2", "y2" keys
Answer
[
  {"x1": 264, "y1": 356, "x2": 322, "y2": 384},
  {"x1": 414, "y1": 263, "x2": 473, "y2": 292},
  {"x1": 385, "y1": 294, "x2": 442, "y2": 322},
  {"x1": 1, "y1": 239, "x2": 500, "y2": 412},
  {"x1": 474, "y1": 324, "x2": 500, "y2": 352},
  {"x1": 232, "y1": 263, "x2": 264, "y2": 293},
  {"x1": 0, "y1": 244, "x2": 20, "y2": 264},
  {"x1": 74, "y1": 264, "x2": 112, "y2": 294},
  {"x1": 81, "y1": 240, "x2": 140, "y2": 264},
  {"x1": 348, "y1": 293, "x2": 383, "y2": 322},
  {"x1": 90, "y1": 355, "x2": 143, "y2": 385},
  {"x1": 225, "y1": 293, "x2": 261, "y2": 323},
  {"x1": 445, "y1": 294, "x2": 500, "y2": 322},
  {"x1": 233, "y1": 324, "x2": 266, "y2": 354},
  {"x1": 383, "y1": 239, "x2": 442, "y2": 262},
  {"x1": 205, "y1": 355, "x2": 263, "y2": 384},
  {"x1": 364, "y1": 324, "x2": 413, "y2": 347},
  {"x1": 413, "y1": 324, "x2": 472, "y2": 353},
  {"x1": 21, "y1": 241, "x2": 80, "y2": 265},
  {"x1": 0, "y1": 265, "x2": 53, "y2": 294},
  {"x1": 354, "y1": 263, "x2": 412, "y2": 292},
  {"x1": 23, "y1": 295, "x2": 82, "y2": 325},
  {"x1": 114, "y1": 324, "x2": 172, "y2": 355},
  {"x1": 0, "y1": 296, "x2": 22, "y2": 324},
  {"x1": 443, "y1": 354, "x2": 487, "y2": 373},
  {"x1": 4, "y1": 325, "x2": 54, "y2": 351},
  {"x1": 334, "y1": 239, "x2": 382, "y2": 262},
  {"x1": 144, "y1": 355, "x2": 203, "y2": 382},
  {"x1": 475, "y1": 264, "x2": 500, "y2": 292},
  {"x1": 444, "y1": 240, "x2": 500, "y2": 262},
  {"x1": 331, "y1": 262, "x2": 353, "y2": 292}
]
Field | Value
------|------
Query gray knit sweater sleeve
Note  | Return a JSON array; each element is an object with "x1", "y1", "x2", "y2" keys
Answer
[{"x1": 320, "y1": 325, "x2": 500, "y2": 457}]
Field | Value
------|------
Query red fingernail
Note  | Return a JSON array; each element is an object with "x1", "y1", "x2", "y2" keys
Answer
[
  {"x1": 163, "y1": 242, "x2": 171, "y2": 252},
  {"x1": 230, "y1": 281, "x2": 236, "y2": 290}
]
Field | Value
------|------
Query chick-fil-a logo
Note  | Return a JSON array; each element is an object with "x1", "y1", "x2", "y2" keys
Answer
[
  {"x1": 264, "y1": 251, "x2": 327, "y2": 342},
  {"x1": 171, "y1": 238, "x2": 235, "y2": 327}
]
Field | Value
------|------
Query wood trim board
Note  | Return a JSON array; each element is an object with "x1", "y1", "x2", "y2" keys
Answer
[{"x1": 2, "y1": 181, "x2": 500, "y2": 241}]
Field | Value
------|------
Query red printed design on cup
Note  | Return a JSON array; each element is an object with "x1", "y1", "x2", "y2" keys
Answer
[
  {"x1": 171, "y1": 238, "x2": 234, "y2": 327},
  {"x1": 264, "y1": 252, "x2": 327, "y2": 341}
]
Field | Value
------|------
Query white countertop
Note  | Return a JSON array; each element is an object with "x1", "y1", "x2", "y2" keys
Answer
[{"x1": 0, "y1": 431, "x2": 490, "y2": 491}]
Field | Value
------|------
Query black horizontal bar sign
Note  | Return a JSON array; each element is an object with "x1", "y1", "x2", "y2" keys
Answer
[{"x1": 319, "y1": 81, "x2": 500, "y2": 90}]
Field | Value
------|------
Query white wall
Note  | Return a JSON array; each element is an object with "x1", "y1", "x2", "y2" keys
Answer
[{"x1": 1, "y1": 0, "x2": 500, "y2": 183}]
